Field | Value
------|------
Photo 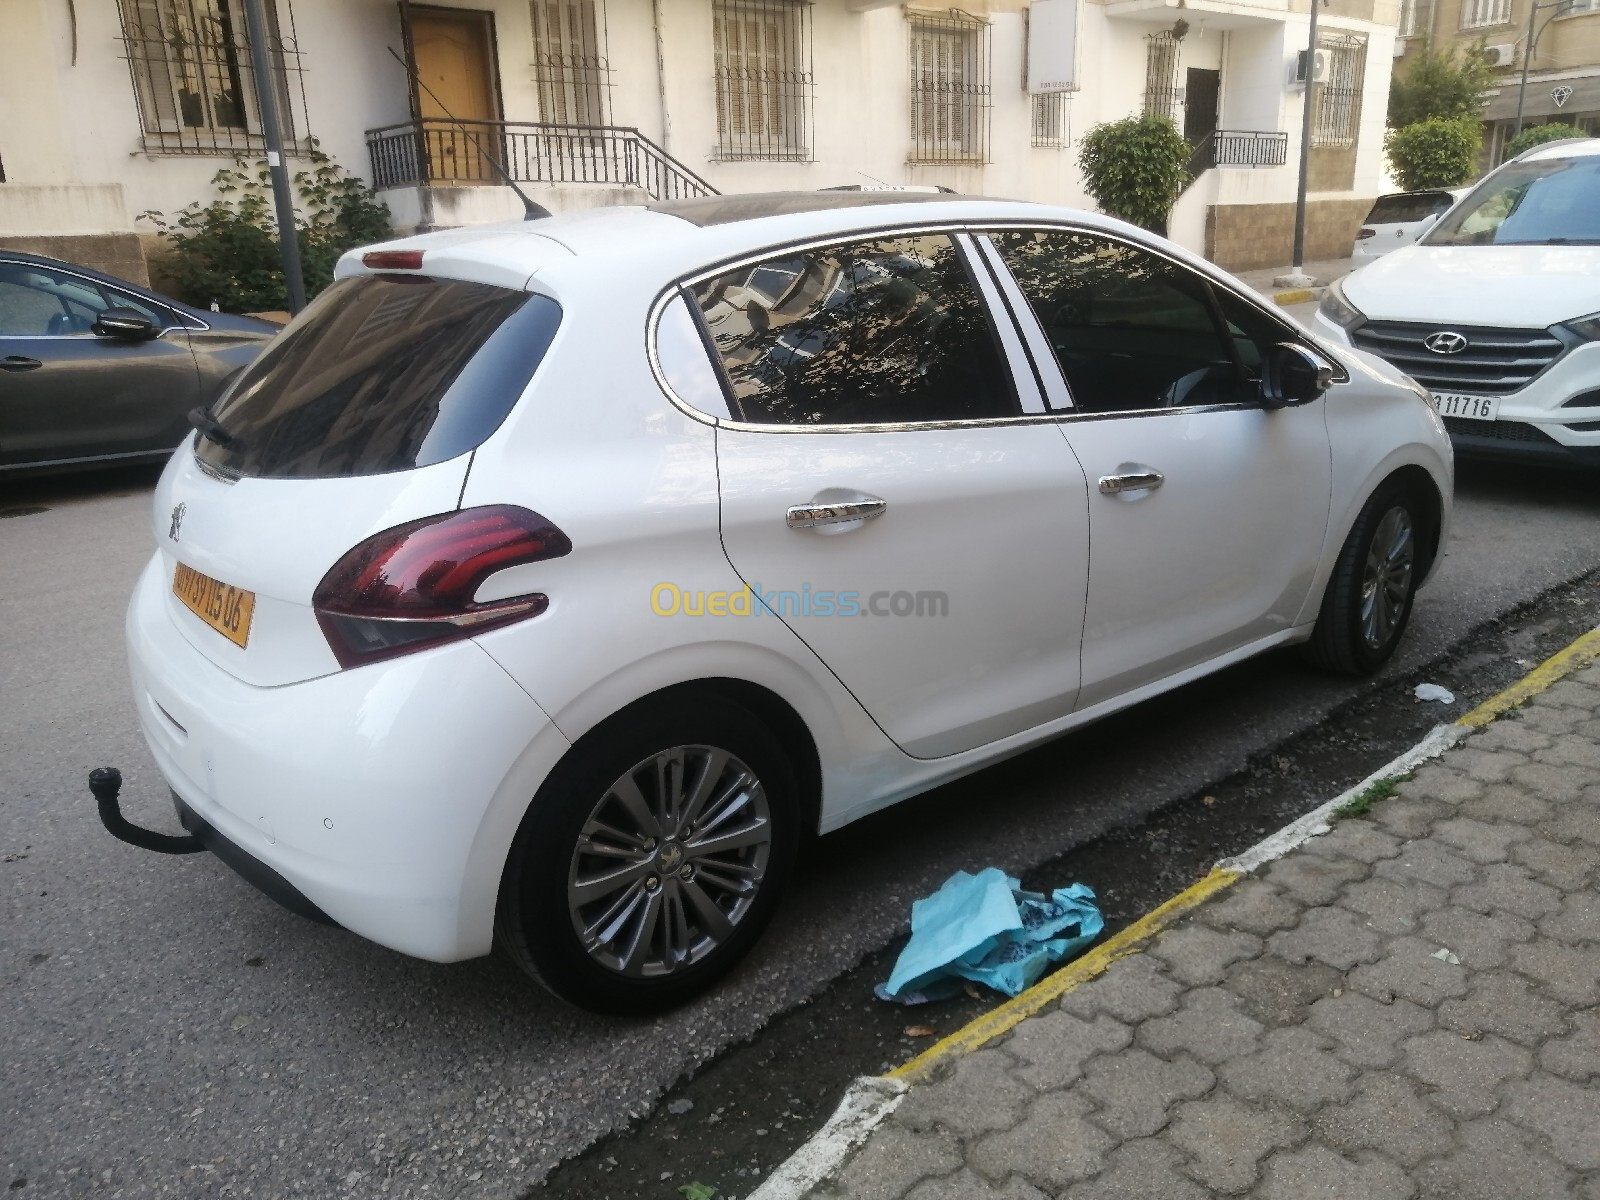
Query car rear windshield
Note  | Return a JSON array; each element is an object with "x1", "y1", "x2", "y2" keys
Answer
[
  {"x1": 195, "y1": 274, "x2": 561, "y2": 479},
  {"x1": 1365, "y1": 192, "x2": 1453, "y2": 224},
  {"x1": 1426, "y1": 156, "x2": 1600, "y2": 247}
]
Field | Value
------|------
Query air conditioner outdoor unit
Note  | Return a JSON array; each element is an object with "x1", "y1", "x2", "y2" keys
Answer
[
  {"x1": 1294, "y1": 48, "x2": 1331, "y2": 87},
  {"x1": 1482, "y1": 43, "x2": 1516, "y2": 67}
]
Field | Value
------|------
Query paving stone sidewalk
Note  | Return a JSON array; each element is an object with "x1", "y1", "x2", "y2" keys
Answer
[{"x1": 805, "y1": 666, "x2": 1600, "y2": 1200}]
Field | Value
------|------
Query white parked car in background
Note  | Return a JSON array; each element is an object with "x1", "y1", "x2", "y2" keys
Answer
[
  {"x1": 1350, "y1": 188, "x2": 1469, "y2": 264},
  {"x1": 116, "y1": 193, "x2": 1452, "y2": 1013},
  {"x1": 1317, "y1": 138, "x2": 1600, "y2": 466}
]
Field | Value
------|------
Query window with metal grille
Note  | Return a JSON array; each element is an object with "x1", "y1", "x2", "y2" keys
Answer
[
  {"x1": 908, "y1": 11, "x2": 991, "y2": 164},
  {"x1": 1459, "y1": 0, "x2": 1511, "y2": 28},
  {"x1": 1142, "y1": 31, "x2": 1181, "y2": 121},
  {"x1": 1313, "y1": 33, "x2": 1367, "y2": 148},
  {"x1": 1031, "y1": 92, "x2": 1071, "y2": 148},
  {"x1": 116, "y1": 0, "x2": 307, "y2": 155},
  {"x1": 712, "y1": 0, "x2": 813, "y2": 161},
  {"x1": 530, "y1": 1, "x2": 610, "y2": 126}
]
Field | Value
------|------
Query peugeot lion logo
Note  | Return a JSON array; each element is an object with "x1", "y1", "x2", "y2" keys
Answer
[
  {"x1": 1424, "y1": 331, "x2": 1469, "y2": 355},
  {"x1": 168, "y1": 502, "x2": 186, "y2": 542}
]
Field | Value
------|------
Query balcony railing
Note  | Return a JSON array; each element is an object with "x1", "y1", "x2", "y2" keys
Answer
[
  {"x1": 1187, "y1": 129, "x2": 1290, "y2": 174},
  {"x1": 366, "y1": 119, "x2": 719, "y2": 202}
]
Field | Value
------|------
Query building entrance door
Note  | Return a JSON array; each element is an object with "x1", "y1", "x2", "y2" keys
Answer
[
  {"x1": 410, "y1": 8, "x2": 501, "y2": 183},
  {"x1": 1184, "y1": 68, "x2": 1220, "y2": 145}
]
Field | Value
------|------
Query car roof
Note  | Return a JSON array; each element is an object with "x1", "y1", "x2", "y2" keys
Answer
[
  {"x1": 1515, "y1": 136, "x2": 1600, "y2": 163},
  {"x1": 346, "y1": 192, "x2": 1164, "y2": 289}
]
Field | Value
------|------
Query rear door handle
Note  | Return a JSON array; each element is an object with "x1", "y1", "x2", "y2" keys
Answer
[
  {"x1": 786, "y1": 490, "x2": 888, "y2": 529},
  {"x1": 1098, "y1": 468, "x2": 1165, "y2": 495},
  {"x1": 1, "y1": 356, "x2": 43, "y2": 372}
]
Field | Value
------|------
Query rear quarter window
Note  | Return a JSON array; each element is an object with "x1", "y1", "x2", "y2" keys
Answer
[{"x1": 196, "y1": 274, "x2": 560, "y2": 479}]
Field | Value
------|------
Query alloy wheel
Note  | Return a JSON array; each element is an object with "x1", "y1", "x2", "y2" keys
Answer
[
  {"x1": 1359, "y1": 505, "x2": 1415, "y2": 651},
  {"x1": 567, "y1": 746, "x2": 771, "y2": 978}
]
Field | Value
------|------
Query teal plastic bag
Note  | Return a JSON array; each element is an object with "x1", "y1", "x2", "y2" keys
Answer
[{"x1": 879, "y1": 868, "x2": 1103, "y2": 1002}]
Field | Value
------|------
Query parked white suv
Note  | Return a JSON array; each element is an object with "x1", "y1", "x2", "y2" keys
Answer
[
  {"x1": 1316, "y1": 139, "x2": 1600, "y2": 465},
  {"x1": 117, "y1": 193, "x2": 1451, "y2": 1013}
]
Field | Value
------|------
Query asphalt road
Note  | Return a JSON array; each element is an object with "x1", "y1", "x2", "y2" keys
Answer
[{"x1": 5, "y1": 435, "x2": 1600, "y2": 1199}]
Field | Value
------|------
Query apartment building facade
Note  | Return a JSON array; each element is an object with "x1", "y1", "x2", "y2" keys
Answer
[
  {"x1": 1396, "y1": 0, "x2": 1600, "y2": 160},
  {"x1": 0, "y1": 0, "x2": 1404, "y2": 279}
]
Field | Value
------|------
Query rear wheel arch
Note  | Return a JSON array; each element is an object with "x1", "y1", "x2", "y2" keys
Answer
[{"x1": 493, "y1": 678, "x2": 818, "y2": 1012}]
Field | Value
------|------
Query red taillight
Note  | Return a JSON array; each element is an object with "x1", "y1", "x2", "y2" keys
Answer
[
  {"x1": 313, "y1": 505, "x2": 571, "y2": 668},
  {"x1": 1354, "y1": 228, "x2": 1376, "y2": 240},
  {"x1": 362, "y1": 249, "x2": 425, "y2": 270}
]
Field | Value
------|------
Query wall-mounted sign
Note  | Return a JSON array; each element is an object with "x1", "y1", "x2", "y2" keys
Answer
[
  {"x1": 1028, "y1": 0, "x2": 1080, "y2": 93},
  {"x1": 1551, "y1": 85, "x2": 1573, "y2": 107}
]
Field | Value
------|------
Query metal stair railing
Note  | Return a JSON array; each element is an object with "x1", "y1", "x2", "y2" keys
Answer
[{"x1": 366, "y1": 119, "x2": 719, "y2": 202}]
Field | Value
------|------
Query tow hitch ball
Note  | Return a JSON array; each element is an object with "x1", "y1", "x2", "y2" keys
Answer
[{"x1": 89, "y1": 767, "x2": 204, "y2": 855}]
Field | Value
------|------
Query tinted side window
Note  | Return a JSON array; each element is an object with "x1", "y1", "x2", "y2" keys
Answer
[
  {"x1": 989, "y1": 230, "x2": 1247, "y2": 413},
  {"x1": 690, "y1": 234, "x2": 1017, "y2": 426},
  {"x1": 197, "y1": 274, "x2": 560, "y2": 479}
]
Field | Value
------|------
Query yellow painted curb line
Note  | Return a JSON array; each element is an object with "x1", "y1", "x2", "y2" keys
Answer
[
  {"x1": 1455, "y1": 626, "x2": 1600, "y2": 729},
  {"x1": 888, "y1": 866, "x2": 1243, "y2": 1086},
  {"x1": 883, "y1": 621, "x2": 1600, "y2": 1091},
  {"x1": 1273, "y1": 288, "x2": 1315, "y2": 306}
]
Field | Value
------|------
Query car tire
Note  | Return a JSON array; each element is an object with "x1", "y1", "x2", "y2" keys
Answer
[
  {"x1": 1303, "y1": 479, "x2": 1423, "y2": 675},
  {"x1": 496, "y1": 692, "x2": 800, "y2": 1015}
]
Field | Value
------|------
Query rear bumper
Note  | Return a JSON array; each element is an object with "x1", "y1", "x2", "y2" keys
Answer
[
  {"x1": 125, "y1": 554, "x2": 570, "y2": 961},
  {"x1": 173, "y1": 791, "x2": 336, "y2": 926}
]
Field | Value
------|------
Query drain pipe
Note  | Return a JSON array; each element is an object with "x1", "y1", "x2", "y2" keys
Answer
[{"x1": 653, "y1": 0, "x2": 672, "y2": 153}]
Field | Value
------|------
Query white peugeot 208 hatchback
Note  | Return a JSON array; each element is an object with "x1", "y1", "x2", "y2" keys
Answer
[{"x1": 120, "y1": 192, "x2": 1452, "y2": 1013}]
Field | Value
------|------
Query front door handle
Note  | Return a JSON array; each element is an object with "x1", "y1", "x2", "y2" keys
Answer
[
  {"x1": 786, "y1": 490, "x2": 888, "y2": 529},
  {"x1": 1, "y1": 356, "x2": 43, "y2": 372},
  {"x1": 1098, "y1": 468, "x2": 1165, "y2": 495}
]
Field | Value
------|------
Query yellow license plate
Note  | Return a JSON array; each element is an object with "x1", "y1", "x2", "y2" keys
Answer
[{"x1": 172, "y1": 562, "x2": 255, "y2": 649}]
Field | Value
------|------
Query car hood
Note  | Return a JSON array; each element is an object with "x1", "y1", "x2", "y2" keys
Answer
[{"x1": 1343, "y1": 244, "x2": 1600, "y2": 328}]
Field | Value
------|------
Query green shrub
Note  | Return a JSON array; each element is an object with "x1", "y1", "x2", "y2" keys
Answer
[
  {"x1": 1502, "y1": 122, "x2": 1586, "y2": 160},
  {"x1": 143, "y1": 141, "x2": 391, "y2": 313},
  {"x1": 1077, "y1": 114, "x2": 1192, "y2": 234},
  {"x1": 1384, "y1": 118, "x2": 1482, "y2": 190},
  {"x1": 1388, "y1": 41, "x2": 1496, "y2": 128}
]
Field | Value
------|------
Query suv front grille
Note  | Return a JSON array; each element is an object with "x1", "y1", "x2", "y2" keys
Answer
[
  {"x1": 1353, "y1": 322, "x2": 1566, "y2": 396},
  {"x1": 1441, "y1": 416, "x2": 1560, "y2": 444}
]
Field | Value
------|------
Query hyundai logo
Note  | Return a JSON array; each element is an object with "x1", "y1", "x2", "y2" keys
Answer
[{"x1": 1424, "y1": 331, "x2": 1469, "y2": 355}]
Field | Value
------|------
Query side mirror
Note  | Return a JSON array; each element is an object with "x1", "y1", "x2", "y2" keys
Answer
[
  {"x1": 92, "y1": 307, "x2": 159, "y2": 341},
  {"x1": 1262, "y1": 342, "x2": 1336, "y2": 408}
]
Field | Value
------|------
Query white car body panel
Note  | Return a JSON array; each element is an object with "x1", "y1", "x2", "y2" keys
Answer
[
  {"x1": 1341, "y1": 243, "x2": 1600, "y2": 329},
  {"x1": 717, "y1": 422, "x2": 1091, "y2": 758},
  {"x1": 1061, "y1": 403, "x2": 1333, "y2": 708},
  {"x1": 123, "y1": 195, "x2": 1454, "y2": 966}
]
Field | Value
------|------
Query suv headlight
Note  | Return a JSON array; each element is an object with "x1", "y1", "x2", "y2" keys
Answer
[
  {"x1": 1562, "y1": 311, "x2": 1600, "y2": 341},
  {"x1": 1318, "y1": 279, "x2": 1365, "y2": 331}
]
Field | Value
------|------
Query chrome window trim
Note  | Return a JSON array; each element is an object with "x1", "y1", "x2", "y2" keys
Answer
[
  {"x1": 0, "y1": 257, "x2": 203, "y2": 338},
  {"x1": 645, "y1": 216, "x2": 1303, "y2": 435}
]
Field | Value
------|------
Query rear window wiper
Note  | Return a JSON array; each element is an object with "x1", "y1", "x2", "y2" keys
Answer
[{"x1": 188, "y1": 406, "x2": 240, "y2": 450}]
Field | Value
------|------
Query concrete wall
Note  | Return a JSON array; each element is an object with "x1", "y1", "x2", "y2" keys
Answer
[{"x1": 1, "y1": 0, "x2": 1403, "y2": 270}]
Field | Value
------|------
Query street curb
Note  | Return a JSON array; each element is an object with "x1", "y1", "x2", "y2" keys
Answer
[
  {"x1": 744, "y1": 1077, "x2": 907, "y2": 1200},
  {"x1": 887, "y1": 866, "x2": 1242, "y2": 1087},
  {"x1": 749, "y1": 621, "x2": 1600, "y2": 1199},
  {"x1": 1272, "y1": 286, "x2": 1325, "y2": 306}
]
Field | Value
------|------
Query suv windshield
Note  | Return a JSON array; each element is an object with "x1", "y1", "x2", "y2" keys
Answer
[
  {"x1": 196, "y1": 274, "x2": 561, "y2": 479},
  {"x1": 1426, "y1": 155, "x2": 1600, "y2": 246}
]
